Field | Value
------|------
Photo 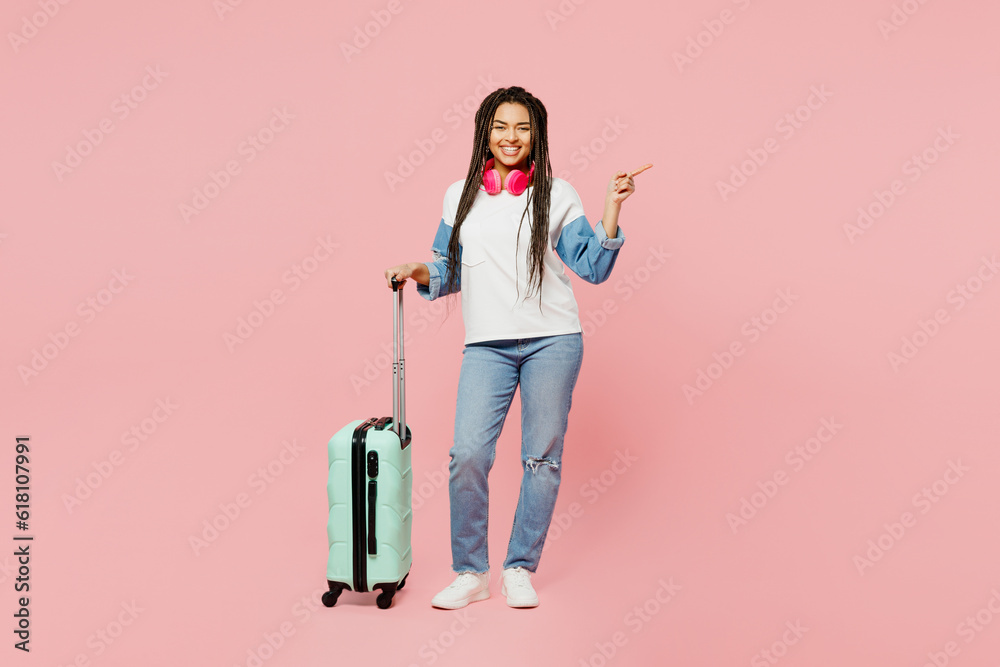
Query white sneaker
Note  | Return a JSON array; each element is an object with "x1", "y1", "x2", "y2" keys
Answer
[
  {"x1": 501, "y1": 567, "x2": 539, "y2": 608},
  {"x1": 431, "y1": 571, "x2": 490, "y2": 609}
]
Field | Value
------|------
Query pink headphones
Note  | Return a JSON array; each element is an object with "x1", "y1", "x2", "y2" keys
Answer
[{"x1": 481, "y1": 157, "x2": 535, "y2": 196}]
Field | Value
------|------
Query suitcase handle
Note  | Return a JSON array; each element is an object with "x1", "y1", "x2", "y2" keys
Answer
[{"x1": 390, "y1": 278, "x2": 410, "y2": 447}]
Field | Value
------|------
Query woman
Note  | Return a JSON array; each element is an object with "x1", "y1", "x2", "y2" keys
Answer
[{"x1": 384, "y1": 86, "x2": 650, "y2": 609}]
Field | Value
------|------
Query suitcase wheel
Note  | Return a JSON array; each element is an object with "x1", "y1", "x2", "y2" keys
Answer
[
  {"x1": 398, "y1": 573, "x2": 408, "y2": 591},
  {"x1": 374, "y1": 582, "x2": 399, "y2": 609},
  {"x1": 322, "y1": 581, "x2": 347, "y2": 607}
]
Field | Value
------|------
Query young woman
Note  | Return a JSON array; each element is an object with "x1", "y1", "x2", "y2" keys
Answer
[{"x1": 384, "y1": 86, "x2": 650, "y2": 609}]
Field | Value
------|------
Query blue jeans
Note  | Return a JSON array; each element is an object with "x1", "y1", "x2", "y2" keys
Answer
[{"x1": 449, "y1": 333, "x2": 584, "y2": 574}]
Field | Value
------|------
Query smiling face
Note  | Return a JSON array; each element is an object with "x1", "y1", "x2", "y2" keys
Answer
[{"x1": 488, "y1": 102, "x2": 532, "y2": 177}]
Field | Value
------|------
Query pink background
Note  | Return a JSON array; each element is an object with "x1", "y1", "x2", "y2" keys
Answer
[{"x1": 4, "y1": 0, "x2": 1000, "y2": 665}]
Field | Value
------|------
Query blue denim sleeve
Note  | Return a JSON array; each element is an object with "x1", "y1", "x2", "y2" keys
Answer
[
  {"x1": 554, "y1": 216, "x2": 625, "y2": 284},
  {"x1": 416, "y1": 219, "x2": 460, "y2": 301}
]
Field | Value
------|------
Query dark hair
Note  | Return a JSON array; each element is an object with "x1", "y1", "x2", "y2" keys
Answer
[{"x1": 442, "y1": 86, "x2": 552, "y2": 312}]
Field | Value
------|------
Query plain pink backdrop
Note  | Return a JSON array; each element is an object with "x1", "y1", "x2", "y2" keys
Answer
[{"x1": 4, "y1": 0, "x2": 1000, "y2": 665}]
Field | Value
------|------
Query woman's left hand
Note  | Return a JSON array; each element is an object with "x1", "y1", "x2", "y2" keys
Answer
[{"x1": 607, "y1": 163, "x2": 653, "y2": 205}]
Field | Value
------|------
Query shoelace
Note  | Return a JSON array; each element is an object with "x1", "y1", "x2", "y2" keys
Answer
[
  {"x1": 448, "y1": 573, "x2": 482, "y2": 589},
  {"x1": 505, "y1": 568, "x2": 532, "y2": 591}
]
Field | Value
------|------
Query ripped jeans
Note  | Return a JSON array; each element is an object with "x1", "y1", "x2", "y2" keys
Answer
[{"x1": 449, "y1": 333, "x2": 584, "y2": 574}]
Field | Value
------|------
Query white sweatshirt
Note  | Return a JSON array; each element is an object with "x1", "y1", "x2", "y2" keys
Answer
[{"x1": 416, "y1": 177, "x2": 625, "y2": 345}]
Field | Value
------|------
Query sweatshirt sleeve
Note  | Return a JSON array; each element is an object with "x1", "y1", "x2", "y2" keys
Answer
[
  {"x1": 552, "y1": 179, "x2": 624, "y2": 284},
  {"x1": 416, "y1": 182, "x2": 463, "y2": 301}
]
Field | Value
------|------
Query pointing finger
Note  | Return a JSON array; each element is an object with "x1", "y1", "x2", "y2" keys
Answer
[{"x1": 629, "y1": 163, "x2": 653, "y2": 178}]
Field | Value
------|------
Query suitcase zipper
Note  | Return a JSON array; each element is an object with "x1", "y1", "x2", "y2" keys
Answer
[{"x1": 351, "y1": 418, "x2": 376, "y2": 592}]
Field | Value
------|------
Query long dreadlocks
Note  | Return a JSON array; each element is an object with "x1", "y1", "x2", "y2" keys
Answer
[{"x1": 441, "y1": 86, "x2": 553, "y2": 313}]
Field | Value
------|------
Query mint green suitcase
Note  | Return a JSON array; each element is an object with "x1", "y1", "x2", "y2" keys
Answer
[{"x1": 323, "y1": 279, "x2": 412, "y2": 609}]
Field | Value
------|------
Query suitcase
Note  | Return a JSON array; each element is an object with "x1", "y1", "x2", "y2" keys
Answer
[{"x1": 323, "y1": 278, "x2": 413, "y2": 609}]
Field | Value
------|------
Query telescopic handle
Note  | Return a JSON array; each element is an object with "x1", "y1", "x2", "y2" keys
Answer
[{"x1": 390, "y1": 278, "x2": 406, "y2": 444}]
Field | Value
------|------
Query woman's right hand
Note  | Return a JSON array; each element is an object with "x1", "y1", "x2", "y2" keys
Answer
[
  {"x1": 385, "y1": 262, "x2": 429, "y2": 289},
  {"x1": 384, "y1": 263, "x2": 414, "y2": 288}
]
